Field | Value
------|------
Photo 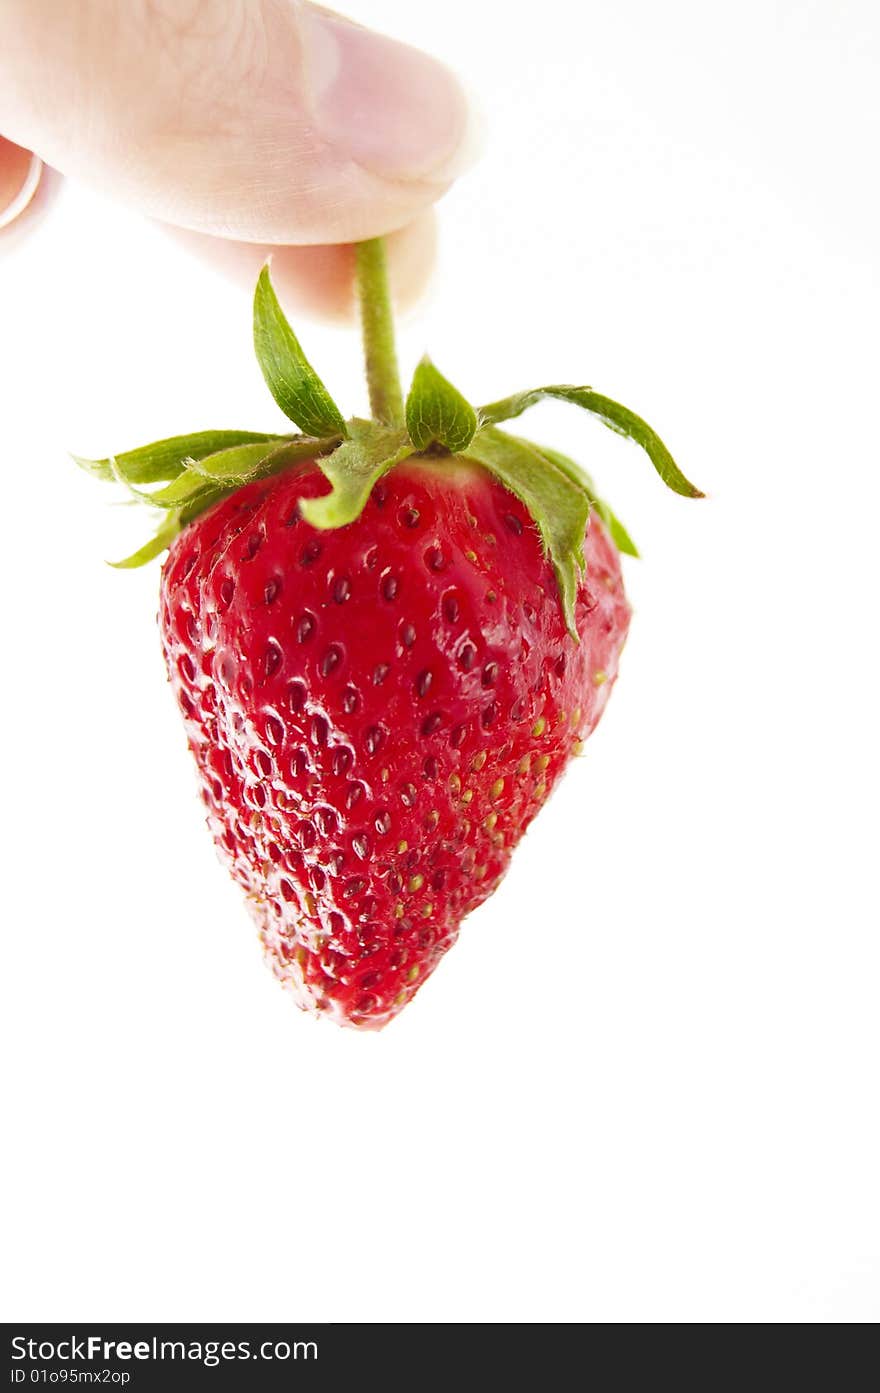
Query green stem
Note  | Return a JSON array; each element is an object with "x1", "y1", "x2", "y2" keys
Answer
[{"x1": 355, "y1": 238, "x2": 404, "y2": 426}]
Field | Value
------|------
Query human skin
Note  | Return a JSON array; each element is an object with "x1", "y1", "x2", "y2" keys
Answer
[{"x1": 0, "y1": 1, "x2": 476, "y2": 316}]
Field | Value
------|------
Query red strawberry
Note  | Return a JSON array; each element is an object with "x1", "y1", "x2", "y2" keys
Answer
[
  {"x1": 79, "y1": 239, "x2": 701, "y2": 1027},
  {"x1": 159, "y1": 459, "x2": 630, "y2": 1027}
]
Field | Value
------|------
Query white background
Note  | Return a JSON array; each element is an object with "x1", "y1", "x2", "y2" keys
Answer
[{"x1": 2, "y1": 0, "x2": 878, "y2": 1323}]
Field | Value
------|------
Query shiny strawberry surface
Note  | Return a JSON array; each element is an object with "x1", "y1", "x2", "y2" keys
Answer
[{"x1": 160, "y1": 458, "x2": 630, "y2": 1027}]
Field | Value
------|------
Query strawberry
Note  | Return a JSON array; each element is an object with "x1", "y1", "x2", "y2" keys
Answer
[
  {"x1": 79, "y1": 239, "x2": 701, "y2": 1027},
  {"x1": 158, "y1": 459, "x2": 630, "y2": 1026}
]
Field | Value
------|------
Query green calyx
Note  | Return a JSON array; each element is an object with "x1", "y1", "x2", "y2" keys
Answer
[{"x1": 76, "y1": 235, "x2": 702, "y2": 634}]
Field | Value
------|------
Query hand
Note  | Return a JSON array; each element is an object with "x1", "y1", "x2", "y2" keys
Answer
[{"x1": 0, "y1": 0, "x2": 475, "y2": 316}]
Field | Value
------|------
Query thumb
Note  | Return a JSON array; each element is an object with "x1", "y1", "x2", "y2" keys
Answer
[{"x1": 0, "y1": 0, "x2": 474, "y2": 244}]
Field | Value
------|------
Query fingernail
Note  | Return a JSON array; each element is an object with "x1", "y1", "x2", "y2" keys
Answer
[
  {"x1": 0, "y1": 139, "x2": 43, "y2": 231},
  {"x1": 300, "y1": 8, "x2": 476, "y2": 184}
]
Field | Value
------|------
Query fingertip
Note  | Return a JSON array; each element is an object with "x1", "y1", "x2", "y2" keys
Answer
[
  {"x1": 0, "y1": 137, "x2": 45, "y2": 233},
  {"x1": 164, "y1": 212, "x2": 437, "y2": 324},
  {"x1": 389, "y1": 211, "x2": 438, "y2": 316},
  {"x1": 270, "y1": 213, "x2": 438, "y2": 322},
  {"x1": 0, "y1": 4, "x2": 477, "y2": 246},
  {"x1": 298, "y1": 7, "x2": 474, "y2": 187}
]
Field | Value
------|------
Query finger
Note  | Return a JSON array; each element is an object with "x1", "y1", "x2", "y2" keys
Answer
[
  {"x1": 0, "y1": 1, "x2": 476, "y2": 245},
  {"x1": 166, "y1": 211, "x2": 437, "y2": 322},
  {"x1": 0, "y1": 137, "x2": 44, "y2": 232}
]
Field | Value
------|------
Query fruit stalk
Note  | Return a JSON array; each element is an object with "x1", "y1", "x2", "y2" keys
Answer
[{"x1": 355, "y1": 237, "x2": 404, "y2": 427}]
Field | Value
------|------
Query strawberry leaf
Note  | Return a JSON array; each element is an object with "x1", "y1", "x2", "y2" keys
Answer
[
  {"x1": 478, "y1": 385, "x2": 703, "y2": 499},
  {"x1": 108, "y1": 456, "x2": 214, "y2": 512},
  {"x1": 531, "y1": 442, "x2": 639, "y2": 557},
  {"x1": 73, "y1": 430, "x2": 284, "y2": 486},
  {"x1": 463, "y1": 428, "x2": 591, "y2": 637},
  {"x1": 111, "y1": 436, "x2": 328, "y2": 521},
  {"x1": 299, "y1": 421, "x2": 414, "y2": 530},
  {"x1": 96, "y1": 436, "x2": 337, "y2": 568},
  {"x1": 405, "y1": 357, "x2": 477, "y2": 454},
  {"x1": 253, "y1": 266, "x2": 348, "y2": 438},
  {"x1": 108, "y1": 513, "x2": 184, "y2": 569},
  {"x1": 186, "y1": 435, "x2": 333, "y2": 484},
  {"x1": 184, "y1": 439, "x2": 296, "y2": 484},
  {"x1": 599, "y1": 506, "x2": 639, "y2": 557}
]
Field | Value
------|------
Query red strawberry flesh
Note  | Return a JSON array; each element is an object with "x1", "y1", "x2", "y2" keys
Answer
[{"x1": 159, "y1": 458, "x2": 630, "y2": 1027}]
